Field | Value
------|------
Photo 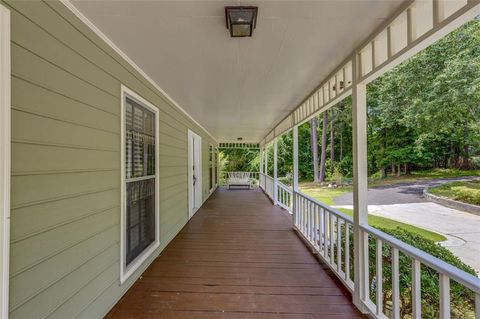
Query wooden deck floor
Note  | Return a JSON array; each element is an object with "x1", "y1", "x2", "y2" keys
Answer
[{"x1": 105, "y1": 188, "x2": 365, "y2": 319}]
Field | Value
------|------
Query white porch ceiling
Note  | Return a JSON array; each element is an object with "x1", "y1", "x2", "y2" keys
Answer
[{"x1": 71, "y1": 0, "x2": 404, "y2": 142}]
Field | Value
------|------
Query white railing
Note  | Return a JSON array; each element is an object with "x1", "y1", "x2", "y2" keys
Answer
[
  {"x1": 293, "y1": 191, "x2": 355, "y2": 291},
  {"x1": 264, "y1": 174, "x2": 274, "y2": 200},
  {"x1": 220, "y1": 171, "x2": 259, "y2": 186},
  {"x1": 276, "y1": 181, "x2": 292, "y2": 213},
  {"x1": 292, "y1": 190, "x2": 480, "y2": 319},
  {"x1": 361, "y1": 224, "x2": 480, "y2": 319},
  {"x1": 259, "y1": 173, "x2": 266, "y2": 190}
]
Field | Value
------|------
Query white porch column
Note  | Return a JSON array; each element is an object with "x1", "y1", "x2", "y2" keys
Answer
[
  {"x1": 264, "y1": 145, "x2": 268, "y2": 176},
  {"x1": 292, "y1": 125, "x2": 299, "y2": 225},
  {"x1": 260, "y1": 148, "x2": 264, "y2": 175},
  {"x1": 273, "y1": 138, "x2": 278, "y2": 205},
  {"x1": 352, "y1": 54, "x2": 369, "y2": 313}
]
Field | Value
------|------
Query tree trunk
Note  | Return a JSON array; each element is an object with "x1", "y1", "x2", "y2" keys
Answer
[
  {"x1": 397, "y1": 165, "x2": 401, "y2": 177},
  {"x1": 319, "y1": 112, "x2": 328, "y2": 182},
  {"x1": 310, "y1": 117, "x2": 319, "y2": 183},
  {"x1": 330, "y1": 109, "x2": 335, "y2": 174},
  {"x1": 461, "y1": 125, "x2": 470, "y2": 169},
  {"x1": 391, "y1": 163, "x2": 396, "y2": 175}
]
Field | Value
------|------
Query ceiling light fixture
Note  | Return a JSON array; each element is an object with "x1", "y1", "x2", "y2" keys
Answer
[{"x1": 225, "y1": 6, "x2": 258, "y2": 37}]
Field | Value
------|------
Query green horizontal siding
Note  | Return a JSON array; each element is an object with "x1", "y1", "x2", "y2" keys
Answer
[{"x1": 2, "y1": 0, "x2": 217, "y2": 318}]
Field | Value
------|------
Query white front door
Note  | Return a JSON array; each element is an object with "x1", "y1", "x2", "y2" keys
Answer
[{"x1": 188, "y1": 130, "x2": 202, "y2": 219}]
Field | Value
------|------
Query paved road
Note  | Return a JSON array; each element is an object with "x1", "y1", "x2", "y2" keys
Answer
[
  {"x1": 332, "y1": 176, "x2": 480, "y2": 274},
  {"x1": 334, "y1": 176, "x2": 480, "y2": 205}
]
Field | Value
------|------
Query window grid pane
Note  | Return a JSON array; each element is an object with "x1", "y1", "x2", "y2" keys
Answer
[{"x1": 124, "y1": 96, "x2": 157, "y2": 267}]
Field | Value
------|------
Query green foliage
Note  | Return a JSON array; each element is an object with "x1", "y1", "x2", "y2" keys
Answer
[
  {"x1": 219, "y1": 148, "x2": 259, "y2": 172},
  {"x1": 429, "y1": 180, "x2": 480, "y2": 205}
]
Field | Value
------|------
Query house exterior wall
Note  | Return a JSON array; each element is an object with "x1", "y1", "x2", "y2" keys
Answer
[{"x1": 1, "y1": 1, "x2": 217, "y2": 318}]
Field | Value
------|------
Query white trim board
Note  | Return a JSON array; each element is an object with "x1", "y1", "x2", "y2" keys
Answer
[
  {"x1": 119, "y1": 85, "x2": 161, "y2": 284},
  {"x1": 0, "y1": 4, "x2": 10, "y2": 319},
  {"x1": 60, "y1": 0, "x2": 218, "y2": 144}
]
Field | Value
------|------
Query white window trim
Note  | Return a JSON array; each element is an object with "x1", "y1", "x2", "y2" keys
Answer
[
  {"x1": 120, "y1": 85, "x2": 160, "y2": 284},
  {"x1": 0, "y1": 4, "x2": 10, "y2": 319}
]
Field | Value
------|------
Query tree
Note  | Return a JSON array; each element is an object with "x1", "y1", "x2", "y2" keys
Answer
[
  {"x1": 319, "y1": 112, "x2": 328, "y2": 182},
  {"x1": 310, "y1": 117, "x2": 319, "y2": 182}
]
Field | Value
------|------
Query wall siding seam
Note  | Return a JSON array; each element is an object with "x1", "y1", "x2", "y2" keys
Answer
[
  {"x1": 12, "y1": 74, "x2": 119, "y2": 117},
  {"x1": 4, "y1": 2, "x2": 120, "y2": 95},
  {"x1": 11, "y1": 106, "x2": 120, "y2": 135},
  {"x1": 10, "y1": 222, "x2": 118, "y2": 279},
  {"x1": 12, "y1": 41, "x2": 118, "y2": 99},
  {"x1": 12, "y1": 168, "x2": 118, "y2": 177},
  {"x1": 159, "y1": 145, "x2": 187, "y2": 152},
  {"x1": 10, "y1": 186, "x2": 119, "y2": 210},
  {"x1": 10, "y1": 204, "x2": 119, "y2": 244},
  {"x1": 158, "y1": 172, "x2": 187, "y2": 179},
  {"x1": 158, "y1": 164, "x2": 187, "y2": 169},
  {"x1": 72, "y1": 264, "x2": 120, "y2": 319},
  {"x1": 45, "y1": 1, "x2": 217, "y2": 142},
  {"x1": 159, "y1": 181, "x2": 188, "y2": 192},
  {"x1": 46, "y1": 260, "x2": 119, "y2": 319},
  {"x1": 79, "y1": 269, "x2": 122, "y2": 319},
  {"x1": 157, "y1": 128, "x2": 188, "y2": 144},
  {"x1": 11, "y1": 73, "x2": 119, "y2": 117},
  {"x1": 10, "y1": 241, "x2": 119, "y2": 312},
  {"x1": 12, "y1": 167, "x2": 118, "y2": 177},
  {"x1": 157, "y1": 119, "x2": 188, "y2": 136},
  {"x1": 11, "y1": 138, "x2": 119, "y2": 153},
  {"x1": 159, "y1": 154, "x2": 188, "y2": 160}
]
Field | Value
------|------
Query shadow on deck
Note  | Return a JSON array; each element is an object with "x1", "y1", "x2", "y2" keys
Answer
[{"x1": 105, "y1": 188, "x2": 365, "y2": 318}]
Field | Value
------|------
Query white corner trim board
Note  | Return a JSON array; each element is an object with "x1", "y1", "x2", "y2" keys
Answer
[
  {"x1": 0, "y1": 4, "x2": 10, "y2": 319},
  {"x1": 60, "y1": 0, "x2": 218, "y2": 144}
]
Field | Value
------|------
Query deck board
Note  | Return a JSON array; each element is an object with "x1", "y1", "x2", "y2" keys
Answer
[{"x1": 105, "y1": 188, "x2": 364, "y2": 319}]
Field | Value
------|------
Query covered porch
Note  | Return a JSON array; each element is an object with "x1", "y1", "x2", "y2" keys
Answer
[{"x1": 105, "y1": 188, "x2": 364, "y2": 318}]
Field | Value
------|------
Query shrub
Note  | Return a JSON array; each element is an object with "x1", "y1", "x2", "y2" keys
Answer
[
  {"x1": 368, "y1": 228, "x2": 477, "y2": 318},
  {"x1": 430, "y1": 181, "x2": 480, "y2": 206},
  {"x1": 342, "y1": 227, "x2": 476, "y2": 318}
]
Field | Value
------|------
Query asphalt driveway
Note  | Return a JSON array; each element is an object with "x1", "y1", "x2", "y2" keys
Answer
[{"x1": 332, "y1": 176, "x2": 480, "y2": 274}]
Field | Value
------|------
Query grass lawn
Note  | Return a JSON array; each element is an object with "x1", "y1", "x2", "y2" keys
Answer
[
  {"x1": 368, "y1": 168, "x2": 480, "y2": 187},
  {"x1": 429, "y1": 180, "x2": 480, "y2": 206},
  {"x1": 300, "y1": 183, "x2": 447, "y2": 242}
]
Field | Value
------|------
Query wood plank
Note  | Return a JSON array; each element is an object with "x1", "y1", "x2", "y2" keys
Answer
[{"x1": 105, "y1": 189, "x2": 365, "y2": 318}]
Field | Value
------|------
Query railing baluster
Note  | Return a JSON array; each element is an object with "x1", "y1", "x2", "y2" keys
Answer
[
  {"x1": 315, "y1": 205, "x2": 320, "y2": 247},
  {"x1": 392, "y1": 247, "x2": 400, "y2": 319},
  {"x1": 302, "y1": 197, "x2": 306, "y2": 233},
  {"x1": 345, "y1": 222, "x2": 350, "y2": 282},
  {"x1": 330, "y1": 213, "x2": 335, "y2": 265},
  {"x1": 412, "y1": 259, "x2": 421, "y2": 319},
  {"x1": 440, "y1": 274, "x2": 451, "y2": 319},
  {"x1": 310, "y1": 202, "x2": 315, "y2": 243},
  {"x1": 337, "y1": 217, "x2": 342, "y2": 272},
  {"x1": 376, "y1": 239, "x2": 383, "y2": 316},
  {"x1": 324, "y1": 210, "x2": 329, "y2": 258}
]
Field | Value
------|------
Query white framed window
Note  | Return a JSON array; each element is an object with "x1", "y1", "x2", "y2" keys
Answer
[
  {"x1": 0, "y1": 4, "x2": 10, "y2": 318},
  {"x1": 120, "y1": 85, "x2": 160, "y2": 283}
]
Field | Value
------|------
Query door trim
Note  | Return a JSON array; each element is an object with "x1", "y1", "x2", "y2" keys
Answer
[
  {"x1": 0, "y1": 4, "x2": 10, "y2": 319},
  {"x1": 187, "y1": 130, "x2": 202, "y2": 219}
]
